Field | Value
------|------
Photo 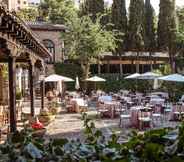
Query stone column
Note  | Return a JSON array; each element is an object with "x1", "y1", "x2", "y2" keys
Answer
[
  {"x1": 41, "y1": 80, "x2": 45, "y2": 110},
  {"x1": 29, "y1": 61, "x2": 35, "y2": 117},
  {"x1": 8, "y1": 56, "x2": 17, "y2": 132}
]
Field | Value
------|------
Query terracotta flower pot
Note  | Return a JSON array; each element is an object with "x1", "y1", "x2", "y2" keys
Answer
[
  {"x1": 32, "y1": 128, "x2": 46, "y2": 137},
  {"x1": 38, "y1": 115, "x2": 55, "y2": 126}
]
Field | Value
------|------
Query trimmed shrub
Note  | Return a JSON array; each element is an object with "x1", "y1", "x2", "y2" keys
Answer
[{"x1": 54, "y1": 63, "x2": 83, "y2": 91}]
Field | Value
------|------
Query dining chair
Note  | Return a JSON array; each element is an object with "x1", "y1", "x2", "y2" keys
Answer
[
  {"x1": 152, "y1": 104, "x2": 163, "y2": 127},
  {"x1": 119, "y1": 105, "x2": 131, "y2": 128},
  {"x1": 138, "y1": 111, "x2": 152, "y2": 130},
  {"x1": 96, "y1": 102, "x2": 109, "y2": 118},
  {"x1": 163, "y1": 103, "x2": 172, "y2": 121}
]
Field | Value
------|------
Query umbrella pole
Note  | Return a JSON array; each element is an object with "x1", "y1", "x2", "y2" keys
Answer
[
  {"x1": 95, "y1": 82, "x2": 96, "y2": 91},
  {"x1": 136, "y1": 79, "x2": 137, "y2": 92}
]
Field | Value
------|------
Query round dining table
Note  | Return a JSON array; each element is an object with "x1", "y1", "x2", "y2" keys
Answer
[
  {"x1": 130, "y1": 106, "x2": 152, "y2": 128},
  {"x1": 103, "y1": 101, "x2": 121, "y2": 118}
]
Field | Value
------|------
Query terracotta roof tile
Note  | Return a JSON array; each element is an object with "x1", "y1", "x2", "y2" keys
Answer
[{"x1": 26, "y1": 21, "x2": 66, "y2": 31}]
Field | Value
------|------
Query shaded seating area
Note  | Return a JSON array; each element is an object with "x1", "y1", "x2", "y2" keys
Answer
[
  {"x1": 87, "y1": 89, "x2": 183, "y2": 130},
  {"x1": 0, "y1": 5, "x2": 51, "y2": 135}
]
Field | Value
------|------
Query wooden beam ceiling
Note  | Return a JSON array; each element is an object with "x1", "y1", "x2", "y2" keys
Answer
[{"x1": 0, "y1": 5, "x2": 51, "y2": 59}]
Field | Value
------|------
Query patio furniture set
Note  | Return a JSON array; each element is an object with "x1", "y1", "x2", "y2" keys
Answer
[
  {"x1": 0, "y1": 100, "x2": 23, "y2": 141},
  {"x1": 65, "y1": 93, "x2": 88, "y2": 113},
  {"x1": 95, "y1": 91, "x2": 184, "y2": 130}
]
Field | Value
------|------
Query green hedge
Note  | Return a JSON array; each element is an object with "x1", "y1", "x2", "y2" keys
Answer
[
  {"x1": 98, "y1": 73, "x2": 153, "y2": 93},
  {"x1": 53, "y1": 63, "x2": 184, "y2": 99},
  {"x1": 54, "y1": 63, "x2": 83, "y2": 91},
  {"x1": 98, "y1": 73, "x2": 184, "y2": 101}
]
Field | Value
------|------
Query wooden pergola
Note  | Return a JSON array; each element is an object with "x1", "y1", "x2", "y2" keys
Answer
[{"x1": 0, "y1": 5, "x2": 51, "y2": 132}]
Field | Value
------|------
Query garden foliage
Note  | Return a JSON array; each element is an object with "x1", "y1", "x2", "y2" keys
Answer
[{"x1": 0, "y1": 113, "x2": 184, "y2": 162}]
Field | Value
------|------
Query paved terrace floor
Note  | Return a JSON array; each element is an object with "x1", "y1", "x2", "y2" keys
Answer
[{"x1": 21, "y1": 99, "x2": 179, "y2": 143}]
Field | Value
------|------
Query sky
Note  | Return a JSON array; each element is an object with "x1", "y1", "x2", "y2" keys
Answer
[
  {"x1": 29, "y1": 0, "x2": 184, "y2": 14},
  {"x1": 104, "y1": 0, "x2": 184, "y2": 14}
]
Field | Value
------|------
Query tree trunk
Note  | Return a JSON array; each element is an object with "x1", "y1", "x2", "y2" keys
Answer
[
  {"x1": 136, "y1": 51, "x2": 140, "y2": 73},
  {"x1": 81, "y1": 62, "x2": 90, "y2": 90},
  {"x1": 84, "y1": 64, "x2": 90, "y2": 79},
  {"x1": 98, "y1": 63, "x2": 101, "y2": 75},
  {"x1": 169, "y1": 50, "x2": 176, "y2": 73},
  {"x1": 149, "y1": 52, "x2": 153, "y2": 71},
  {"x1": 119, "y1": 56, "x2": 123, "y2": 75}
]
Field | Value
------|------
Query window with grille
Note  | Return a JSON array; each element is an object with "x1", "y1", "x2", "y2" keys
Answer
[{"x1": 42, "y1": 39, "x2": 55, "y2": 63}]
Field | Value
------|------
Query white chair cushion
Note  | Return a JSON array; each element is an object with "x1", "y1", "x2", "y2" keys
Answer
[
  {"x1": 139, "y1": 117, "x2": 151, "y2": 122},
  {"x1": 174, "y1": 112, "x2": 180, "y2": 114},
  {"x1": 120, "y1": 114, "x2": 131, "y2": 119},
  {"x1": 98, "y1": 109, "x2": 108, "y2": 113},
  {"x1": 152, "y1": 113, "x2": 162, "y2": 117},
  {"x1": 164, "y1": 109, "x2": 171, "y2": 112}
]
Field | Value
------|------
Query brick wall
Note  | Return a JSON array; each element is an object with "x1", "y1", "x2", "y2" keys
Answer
[{"x1": 32, "y1": 30, "x2": 64, "y2": 63}]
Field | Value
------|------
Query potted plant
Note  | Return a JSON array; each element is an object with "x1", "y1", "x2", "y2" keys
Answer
[
  {"x1": 31, "y1": 117, "x2": 46, "y2": 137},
  {"x1": 46, "y1": 90, "x2": 54, "y2": 101},
  {"x1": 38, "y1": 108, "x2": 55, "y2": 126},
  {"x1": 16, "y1": 90, "x2": 22, "y2": 100},
  {"x1": 48, "y1": 101, "x2": 61, "y2": 115}
]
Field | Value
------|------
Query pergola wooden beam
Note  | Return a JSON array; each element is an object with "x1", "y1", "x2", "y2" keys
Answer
[
  {"x1": 0, "y1": 5, "x2": 52, "y2": 133},
  {"x1": 0, "y1": 6, "x2": 51, "y2": 59}
]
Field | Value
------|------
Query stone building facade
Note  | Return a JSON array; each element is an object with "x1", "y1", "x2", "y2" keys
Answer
[
  {"x1": 26, "y1": 21, "x2": 66, "y2": 74},
  {"x1": 5, "y1": 0, "x2": 28, "y2": 11}
]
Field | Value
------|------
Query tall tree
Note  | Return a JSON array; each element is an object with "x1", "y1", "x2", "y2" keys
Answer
[
  {"x1": 175, "y1": 7, "x2": 184, "y2": 71},
  {"x1": 177, "y1": 7, "x2": 184, "y2": 32},
  {"x1": 158, "y1": 0, "x2": 178, "y2": 72},
  {"x1": 80, "y1": 0, "x2": 104, "y2": 22},
  {"x1": 62, "y1": 15, "x2": 117, "y2": 87},
  {"x1": 39, "y1": 0, "x2": 77, "y2": 24},
  {"x1": 16, "y1": 8, "x2": 39, "y2": 21},
  {"x1": 128, "y1": 0, "x2": 145, "y2": 73},
  {"x1": 111, "y1": 0, "x2": 127, "y2": 74},
  {"x1": 144, "y1": 0, "x2": 156, "y2": 70},
  {"x1": 79, "y1": 0, "x2": 105, "y2": 75}
]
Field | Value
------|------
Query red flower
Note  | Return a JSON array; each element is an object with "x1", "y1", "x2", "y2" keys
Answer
[{"x1": 32, "y1": 121, "x2": 44, "y2": 130}]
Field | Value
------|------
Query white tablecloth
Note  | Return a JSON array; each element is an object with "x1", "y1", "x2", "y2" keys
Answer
[
  {"x1": 98, "y1": 96, "x2": 112, "y2": 102},
  {"x1": 150, "y1": 98, "x2": 165, "y2": 105},
  {"x1": 72, "y1": 98, "x2": 88, "y2": 106}
]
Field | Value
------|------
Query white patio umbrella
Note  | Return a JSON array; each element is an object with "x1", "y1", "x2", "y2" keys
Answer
[
  {"x1": 153, "y1": 78, "x2": 159, "y2": 90},
  {"x1": 158, "y1": 74, "x2": 184, "y2": 82},
  {"x1": 44, "y1": 74, "x2": 74, "y2": 82},
  {"x1": 158, "y1": 74, "x2": 184, "y2": 102},
  {"x1": 138, "y1": 72, "x2": 161, "y2": 80},
  {"x1": 61, "y1": 76, "x2": 74, "y2": 82},
  {"x1": 86, "y1": 76, "x2": 106, "y2": 82},
  {"x1": 75, "y1": 76, "x2": 80, "y2": 90},
  {"x1": 125, "y1": 73, "x2": 141, "y2": 79},
  {"x1": 45, "y1": 74, "x2": 74, "y2": 94},
  {"x1": 125, "y1": 73, "x2": 141, "y2": 91},
  {"x1": 86, "y1": 76, "x2": 106, "y2": 90},
  {"x1": 136, "y1": 72, "x2": 161, "y2": 93}
]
